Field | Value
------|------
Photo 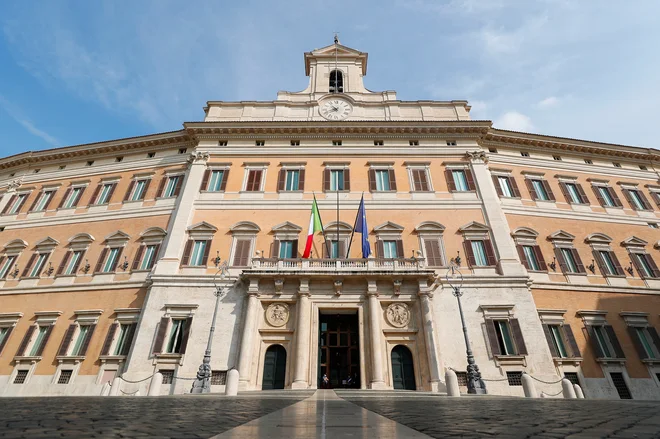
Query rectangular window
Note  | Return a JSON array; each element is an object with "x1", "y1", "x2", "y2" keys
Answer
[
  {"x1": 102, "y1": 248, "x2": 120, "y2": 273},
  {"x1": 64, "y1": 251, "x2": 84, "y2": 275},
  {"x1": 29, "y1": 253, "x2": 48, "y2": 277},
  {"x1": 410, "y1": 169, "x2": 430, "y2": 192},
  {"x1": 8, "y1": 194, "x2": 28, "y2": 214},
  {"x1": 284, "y1": 170, "x2": 300, "y2": 191},
  {"x1": 160, "y1": 370, "x2": 174, "y2": 384},
  {"x1": 592, "y1": 326, "x2": 612, "y2": 358},
  {"x1": 565, "y1": 183, "x2": 582, "y2": 204},
  {"x1": 506, "y1": 371, "x2": 523, "y2": 386},
  {"x1": 375, "y1": 170, "x2": 391, "y2": 191},
  {"x1": 549, "y1": 325, "x2": 569, "y2": 358},
  {"x1": 131, "y1": 180, "x2": 148, "y2": 201},
  {"x1": 332, "y1": 140, "x2": 342, "y2": 146},
  {"x1": 0, "y1": 255, "x2": 16, "y2": 279},
  {"x1": 409, "y1": 140, "x2": 419, "y2": 146},
  {"x1": 57, "y1": 370, "x2": 73, "y2": 384},
  {"x1": 190, "y1": 241, "x2": 208, "y2": 266},
  {"x1": 232, "y1": 239, "x2": 252, "y2": 266},
  {"x1": 211, "y1": 370, "x2": 227, "y2": 385},
  {"x1": 290, "y1": 140, "x2": 300, "y2": 146},
  {"x1": 245, "y1": 170, "x2": 263, "y2": 192},
  {"x1": 497, "y1": 176, "x2": 513, "y2": 197},
  {"x1": 599, "y1": 251, "x2": 617, "y2": 276},
  {"x1": 29, "y1": 326, "x2": 49, "y2": 356},
  {"x1": 471, "y1": 241, "x2": 488, "y2": 266},
  {"x1": 163, "y1": 176, "x2": 180, "y2": 198},
  {"x1": 531, "y1": 180, "x2": 549, "y2": 201},
  {"x1": 628, "y1": 190, "x2": 647, "y2": 210},
  {"x1": 34, "y1": 191, "x2": 55, "y2": 211},
  {"x1": 139, "y1": 245, "x2": 158, "y2": 270},
  {"x1": 636, "y1": 327, "x2": 658, "y2": 359},
  {"x1": 522, "y1": 245, "x2": 540, "y2": 270},
  {"x1": 634, "y1": 253, "x2": 655, "y2": 278},
  {"x1": 208, "y1": 170, "x2": 225, "y2": 192},
  {"x1": 96, "y1": 184, "x2": 114, "y2": 204},
  {"x1": 114, "y1": 323, "x2": 136, "y2": 356},
  {"x1": 13, "y1": 370, "x2": 29, "y2": 384},
  {"x1": 495, "y1": 320, "x2": 516, "y2": 355},
  {"x1": 452, "y1": 170, "x2": 469, "y2": 192},
  {"x1": 564, "y1": 372, "x2": 579, "y2": 385},
  {"x1": 382, "y1": 241, "x2": 398, "y2": 258},
  {"x1": 598, "y1": 187, "x2": 615, "y2": 207},
  {"x1": 560, "y1": 248, "x2": 578, "y2": 273},
  {"x1": 62, "y1": 187, "x2": 83, "y2": 209},
  {"x1": 70, "y1": 325, "x2": 90, "y2": 356},
  {"x1": 610, "y1": 372, "x2": 632, "y2": 399},
  {"x1": 166, "y1": 319, "x2": 186, "y2": 354},
  {"x1": 330, "y1": 170, "x2": 345, "y2": 191},
  {"x1": 0, "y1": 327, "x2": 10, "y2": 348},
  {"x1": 279, "y1": 240, "x2": 295, "y2": 258}
]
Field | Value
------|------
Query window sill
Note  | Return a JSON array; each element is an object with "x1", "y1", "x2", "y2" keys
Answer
[
  {"x1": 99, "y1": 355, "x2": 127, "y2": 362},
  {"x1": 596, "y1": 357, "x2": 626, "y2": 364},
  {"x1": 200, "y1": 190, "x2": 226, "y2": 194},
  {"x1": 641, "y1": 358, "x2": 660, "y2": 364},
  {"x1": 493, "y1": 355, "x2": 526, "y2": 366},
  {"x1": 154, "y1": 353, "x2": 184, "y2": 365},
  {"x1": 276, "y1": 190, "x2": 304, "y2": 193},
  {"x1": 56, "y1": 355, "x2": 86, "y2": 363},
  {"x1": 553, "y1": 357, "x2": 583, "y2": 365},
  {"x1": 14, "y1": 356, "x2": 42, "y2": 363}
]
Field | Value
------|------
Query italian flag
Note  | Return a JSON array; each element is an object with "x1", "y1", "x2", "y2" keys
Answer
[{"x1": 303, "y1": 198, "x2": 323, "y2": 258}]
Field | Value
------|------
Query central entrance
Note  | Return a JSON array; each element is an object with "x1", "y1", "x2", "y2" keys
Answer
[{"x1": 318, "y1": 311, "x2": 360, "y2": 388}]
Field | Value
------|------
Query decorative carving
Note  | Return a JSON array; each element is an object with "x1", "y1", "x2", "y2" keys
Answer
[
  {"x1": 393, "y1": 279, "x2": 402, "y2": 295},
  {"x1": 386, "y1": 303, "x2": 411, "y2": 328},
  {"x1": 274, "y1": 278, "x2": 284, "y2": 294},
  {"x1": 7, "y1": 179, "x2": 22, "y2": 191},
  {"x1": 187, "y1": 151, "x2": 210, "y2": 164},
  {"x1": 265, "y1": 303, "x2": 290, "y2": 327},
  {"x1": 333, "y1": 279, "x2": 343, "y2": 296},
  {"x1": 465, "y1": 150, "x2": 489, "y2": 163}
]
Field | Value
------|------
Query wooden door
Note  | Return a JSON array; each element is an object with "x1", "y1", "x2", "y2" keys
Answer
[
  {"x1": 391, "y1": 345, "x2": 415, "y2": 390},
  {"x1": 262, "y1": 345, "x2": 286, "y2": 390}
]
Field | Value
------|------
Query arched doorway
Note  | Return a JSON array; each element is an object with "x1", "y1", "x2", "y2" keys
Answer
[
  {"x1": 391, "y1": 345, "x2": 415, "y2": 390},
  {"x1": 262, "y1": 345, "x2": 287, "y2": 390}
]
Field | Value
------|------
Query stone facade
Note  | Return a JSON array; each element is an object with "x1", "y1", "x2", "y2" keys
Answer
[{"x1": 1, "y1": 42, "x2": 659, "y2": 399}]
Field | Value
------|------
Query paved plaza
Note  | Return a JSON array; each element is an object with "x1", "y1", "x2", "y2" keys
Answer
[{"x1": 1, "y1": 390, "x2": 660, "y2": 438}]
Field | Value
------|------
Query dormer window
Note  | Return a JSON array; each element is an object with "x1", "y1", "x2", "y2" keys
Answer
[{"x1": 329, "y1": 70, "x2": 343, "y2": 93}]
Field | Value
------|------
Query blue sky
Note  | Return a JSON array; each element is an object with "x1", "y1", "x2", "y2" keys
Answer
[{"x1": 1, "y1": 0, "x2": 659, "y2": 156}]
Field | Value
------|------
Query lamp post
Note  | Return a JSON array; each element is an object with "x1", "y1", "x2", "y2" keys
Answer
[
  {"x1": 446, "y1": 262, "x2": 487, "y2": 394},
  {"x1": 191, "y1": 259, "x2": 230, "y2": 393}
]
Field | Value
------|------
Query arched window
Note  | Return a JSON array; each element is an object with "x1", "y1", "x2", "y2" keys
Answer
[{"x1": 329, "y1": 70, "x2": 343, "y2": 93}]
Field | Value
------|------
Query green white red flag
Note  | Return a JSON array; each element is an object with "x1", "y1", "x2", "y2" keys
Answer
[{"x1": 303, "y1": 197, "x2": 323, "y2": 258}]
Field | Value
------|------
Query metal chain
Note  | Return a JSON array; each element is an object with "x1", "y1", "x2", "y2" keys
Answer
[
  {"x1": 528, "y1": 375, "x2": 565, "y2": 385},
  {"x1": 120, "y1": 389, "x2": 140, "y2": 395},
  {"x1": 481, "y1": 377, "x2": 509, "y2": 382},
  {"x1": 118, "y1": 373, "x2": 155, "y2": 384},
  {"x1": 542, "y1": 389, "x2": 564, "y2": 397},
  {"x1": 173, "y1": 376, "x2": 197, "y2": 381}
]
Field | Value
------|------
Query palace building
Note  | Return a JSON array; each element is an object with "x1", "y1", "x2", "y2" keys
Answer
[{"x1": 1, "y1": 42, "x2": 660, "y2": 399}]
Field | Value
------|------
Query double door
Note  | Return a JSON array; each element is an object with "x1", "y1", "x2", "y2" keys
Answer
[{"x1": 318, "y1": 313, "x2": 360, "y2": 388}]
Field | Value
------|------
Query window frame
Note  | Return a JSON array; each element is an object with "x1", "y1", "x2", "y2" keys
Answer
[
  {"x1": 368, "y1": 164, "x2": 397, "y2": 193},
  {"x1": 406, "y1": 165, "x2": 432, "y2": 193},
  {"x1": 242, "y1": 166, "x2": 267, "y2": 193}
]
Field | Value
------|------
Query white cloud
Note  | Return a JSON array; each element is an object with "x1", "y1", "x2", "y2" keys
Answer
[
  {"x1": 0, "y1": 94, "x2": 59, "y2": 146},
  {"x1": 538, "y1": 96, "x2": 559, "y2": 108},
  {"x1": 495, "y1": 111, "x2": 535, "y2": 132}
]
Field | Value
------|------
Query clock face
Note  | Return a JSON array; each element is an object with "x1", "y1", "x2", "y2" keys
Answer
[{"x1": 320, "y1": 99, "x2": 352, "y2": 120}]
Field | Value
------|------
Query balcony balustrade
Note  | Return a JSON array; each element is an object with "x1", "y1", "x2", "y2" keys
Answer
[{"x1": 248, "y1": 257, "x2": 427, "y2": 273}]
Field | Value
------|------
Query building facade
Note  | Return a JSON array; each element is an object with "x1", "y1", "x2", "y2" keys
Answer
[{"x1": 1, "y1": 43, "x2": 659, "y2": 399}]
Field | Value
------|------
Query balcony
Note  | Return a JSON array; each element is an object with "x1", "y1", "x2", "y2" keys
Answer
[{"x1": 247, "y1": 257, "x2": 432, "y2": 276}]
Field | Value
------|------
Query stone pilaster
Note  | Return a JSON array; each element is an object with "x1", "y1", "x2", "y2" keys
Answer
[
  {"x1": 291, "y1": 278, "x2": 311, "y2": 389},
  {"x1": 367, "y1": 280, "x2": 387, "y2": 389},
  {"x1": 237, "y1": 278, "x2": 260, "y2": 390},
  {"x1": 418, "y1": 279, "x2": 445, "y2": 392}
]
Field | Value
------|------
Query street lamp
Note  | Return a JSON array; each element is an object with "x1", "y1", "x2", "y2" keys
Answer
[
  {"x1": 191, "y1": 259, "x2": 230, "y2": 393},
  {"x1": 445, "y1": 262, "x2": 487, "y2": 394}
]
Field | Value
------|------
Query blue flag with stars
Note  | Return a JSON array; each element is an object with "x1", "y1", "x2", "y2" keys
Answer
[{"x1": 354, "y1": 195, "x2": 371, "y2": 258}]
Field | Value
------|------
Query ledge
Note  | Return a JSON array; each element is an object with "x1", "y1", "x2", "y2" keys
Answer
[
  {"x1": 494, "y1": 355, "x2": 526, "y2": 367},
  {"x1": 56, "y1": 355, "x2": 86, "y2": 363}
]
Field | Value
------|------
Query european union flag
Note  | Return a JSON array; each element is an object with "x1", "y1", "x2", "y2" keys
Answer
[{"x1": 354, "y1": 195, "x2": 371, "y2": 258}]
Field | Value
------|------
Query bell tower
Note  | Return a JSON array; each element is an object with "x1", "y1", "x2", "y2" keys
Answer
[{"x1": 301, "y1": 40, "x2": 370, "y2": 95}]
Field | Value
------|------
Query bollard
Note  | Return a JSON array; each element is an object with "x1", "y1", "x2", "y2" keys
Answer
[
  {"x1": 521, "y1": 373, "x2": 538, "y2": 398},
  {"x1": 225, "y1": 369, "x2": 240, "y2": 396},
  {"x1": 574, "y1": 384, "x2": 585, "y2": 399},
  {"x1": 148, "y1": 372, "x2": 163, "y2": 396},
  {"x1": 561, "y1": 379, "x2": 576, "y2": 398},
  {"x1": 109, "y1": 377, "x2": 121, "y2": 396},
  {"x1": 445, "y1": 369, "x2": 460, "y2": 397},
  {"x1": 100, "y1": 382, "x2": 110, "y2": 396}
]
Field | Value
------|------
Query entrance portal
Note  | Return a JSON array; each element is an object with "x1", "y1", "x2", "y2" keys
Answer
[
  {"x1": 262, "y1": 344, "x2": 286, "y2": 389},
  {"x1": 391, "y1": 345, "x2": 416, "y2": 390},
  {"x1": 318, "y1": 312, "x2": 360, "y2": 388}
]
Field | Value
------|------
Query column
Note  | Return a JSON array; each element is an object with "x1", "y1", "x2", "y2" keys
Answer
[
  {"x1": 291, "y1": 278, "x2": 311, "y2": 389},
  {"x1": 467, "y1": 151, "x2": 527, "y2": 276},
  {"x1": 419, "y1": 280, "x2": 444, "y2": 392},
  {"x1": 367, "y1": 280, "x2": 387, "y2": 389},
  {"x1": 237, "y1": 279, "x2": 260, "y2": 390},
  {"x1": 153, "y1": 150, "x2": 211, "y2": 275}
]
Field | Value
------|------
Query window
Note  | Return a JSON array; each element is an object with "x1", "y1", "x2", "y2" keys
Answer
[
  {"x1": 520, "y1": 151, "x2": 529, "y2": 157},
  {"x1": 60, "y1": 187, "x2": 84, "y2": 209},
  {"x1": 623, "y1": 188, "x2": 651, "y2": 211},
  {"x1": 455, "y1": 372, "x2": 467, "y2": 386},
  {"x1": 62, "y1": 250, "x2": 84, "y2": 276},
  {"x1": 160, "y1": 370, "x2": 174, "y2": 384},
  {"x1": 133, "y1": 244, "x2": 159, "y2": 271},
  {"x1": 632, "y1": 253, "x2": 660, "y2": 279},
  {"x1": 485, "y1": 318, "x2": 527, "y2": 356},
  {"x1": 587, "y1": 324, "x2": 624, "y2": 359},
  {"x1": 86, "y1": 161, "x2": 94, "y2": 166},
  {"x1": 332, "y1": 140, "x2": 342, "y2": 146},
  {"x1": 29, "y1": 326, "x2": 50, "y2": 356},
  {"x1": 649, "y1": 223, "x2": 659, "y2": 229},
  {"x1": 70, "y1": 325, "x2": 90, "y2": 356},
  {"x1": 452, "y1": 170, "x2": 468, "y2": 191},
  {"x1": 328, "y1": 240, "x2": 342, "y2": 259},
  {"x1": 211, "y1": 370, "x2": 227, "y2": 385},
  {"x1": 290, "y1": 140, "x2": 300, "y2": 146},
  {"x1": 125, "y1": 179, "x2": 150, "y2": 202},
  {"x1": 255, "y1": 140, "x2": 265, "y2": 146},
  {"x1": 219, "y1": 141, "x2": 228, "y2": 146},
  {"x1": 409, "y1": 140, "x2": 419, "y2": 146},
  {"x1": 331, "y1": 170, "x2": 344, "y2": 191},
  {"x1": 232, "y1": 239, "x2": 252, "y2": 266},
  {"x1": 369, "y1": 168, "x2": 396, "y2": 192},
  {"x1": 114, "y1": 323, "x2": 137, "y2": 356},
  {"x1": 178, "y1": 148, "x2": 187, "y2": 154},
  {"x1": 101, "y1": 248, "x2": 121, "y2": 273},
  {"x1": 28, "y1": 253, "x2": 49, "y2": 277},
  {"x1": 166, "y1": 319, "x2": 187, "y2": 354},
  {"x1": 463, "y1": 239, "x2": 497, "y2": 267},
  {"x1": 160, "y1": 175, "x2": 182, "y2": 198},
  {"x1": 506, "y1": 371, "x2": 523, "y2": 386},
  {"x1": 13, "y1": 370, "x2": 28, "y2": 384},
  {"x1": 472, "y1": 241, "x2": 489, "y2": 266},
  {"x1": 446, "y1": 140, "x2": 457, "y2": 146},
  {"x1": 94, "y1": 183, "x2": 116, "y2": 205},
  {"x1": 278, "y1": 240, "x2": 296, "y2": 258},
  {"x1": 375, "y1": 238, "x2": 403, "y2": 259},
  {"x1": 525, "y1": 178, "x2": 555, "y2": 201},
  {"x1": 522, "y1": 245, "x2": 542, "y2": 270},
  {"x1": 564, "y1": 372, "x2": 579, "y2": 385},
  {"x1": 492, "y1": 175, "x2": 520, "y2": 198},
  {"x1": 59, "y1": 166, "x2": 66, "y2": 170},
  {"x1": 4, "y1": 193, "x2": 28, "y2": 215},
  {"x1": 445, "y1": 168, "x2": 475, "y2": 192},
  {"x1": 381, "y1": 241, "x2": 398, "y2": 258},
  {"x1": 0, "y1": 326, "x2": 12, "y2": 353},
  {"x1": 147, "y1": 152, "x2": 156, "y2": 158},
  {"x1": 278, "y1": 169, "x2": 302, "y2": 192},
  {"x1": 57, "y1": 370, "x2": 73, "y2": 384},
  {"x1": 189, "y1": 240, "x2": 208, "y2": 266},
  {"x1": 488, "y1": 148, "x2": 498, "y2": 153},
  {"x1": 423, "y1": 238, "x2": 444, "y2": 267},
  {"x1": 593, "y1": 186, "x2": 621, "y2": 208},
  {"x1": 495, "y1": 321, "x2": 515, "y2": 354},
  {"x1": 640, "y1": 165, "x2": 648, "y2": 170},
  {"x1": 631, "y1": 327, "x2": 660, "y2": 359},
  {"x1": 612, "y1": 162, "x2": 621, "y2": 168},
  {"x1": 553, "y1": 155, "x2": 562, "y2": 161},
  {"x1": 245, "y1": 170, "x2": 263, "y2": 192},
  {"x1": 374, "y1": 140, "x2": 384, "y2": 146},
  {"x1": 329, "y1": 70, "x2": 343, "y2": 93},
  {"x1": 0, "y1": 255, "x2": 17, "y2": 279},
  {"x1": 610, "y1": 372, "x2": 631, "y2": 399},
  {"x1": 558, "y1": 247, "x2": 583, "y2": 274},
  {"x1": 559, "y1": 181, "x2": 588, "y2": 204},
  {"x1": 115, "y1": 156, "x2": 123, "y2": 163},
  {"x1": 324, "y1": 168, "x2": 350, "y2": 192},
  {"x1": 584, "y1": 159, "x2": 593, "y2": 164},
  {"x1": 31, "y1": 190, "x2": 55, "y2": 212},
  {"x1": 202, "y1": 169, "x2": 228, "y2": 192}
]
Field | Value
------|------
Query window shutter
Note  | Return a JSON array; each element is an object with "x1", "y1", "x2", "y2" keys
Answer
[
  {"x1": 131, "y1": 245, "x2": 145, "y2": 270},
  {"x1": 277, "y1": 169, "x2": 286, "y2": 192},
  {"x1": 644, "y1": 254, "x2": 660, "y2": 278},
  {"x1": 509, "y1": 318, "x2": 528, "y2": 355},
  {"x1": 483, "y1": 239, "x2": 497, "y2": 266},
  {"x1": 630, "y1": 252, "x2": 645, "y2": 278},
  {"x1": 445, "y1": 169, "x2": 456, "y2": 191},
  {"x1": 94, "y1": 248, "x2": 108, "y2": 273},
  {"x1": 156, "y1": 177, "x2": 167, "y2": 198},
  {"x1": 464, "y1": 169, "x2": 476, "y2": 191},
  {"x1": 249, "y1": 170, "x2": 263, "y2": 191},
  {"x1": 516, "y1": 245, "x2": 530, "y2": 269},
  {"x1": 508, "y1": 176, "x2": 521, "y2": 198},
  {"x1": 21, "y1": 253, "x2": 37, "y2": 277},
  {"x1": 388, "y1": 169, "x2": 397, "y2": 191},
  {"x1": 180, "y1": 240, "x2": 193, "y2": 266},
  {"x1": 571, "y1": 248, "x2": 586, "y2": 273},
  {"x1": 395, "y1": 239, "x2": 404, "y2": 258},
  {"x1": 89, "y1": 184, "x2": 102, "y2": 205},
  {"x1": 152, "y1": 317, "x2": 169, "y2": 354},
  {"x1": 57, "y1": 188, "x2": 72, "y2": 209},
  {"x1": 608, "y1": 187, "x2": 623, "y2": 207},
  {"x1": 323, "y1": 169, "x2": 331, "y2": 191},
  {"x1": 1, "y1": 195, "x2": 16, "y2": 215},
  {"x1": 592, "y1": 250, "x2": 607, "y2": 276},
  {"x1": 563, "y1": 325, "x2": 581, "y2": 358},
  {"x1": 576, "y1": 183, "x2": 589, "y2": 204},
  {"x1": 628, "y1": 327, "x2": 649, "y2": 360},
  {"x1": 609, "y1": 251, "x2": 625, "y2": 276},
  {"x1": 592, "y1": 185, "x2": 606, "y2": 207},
  {"x1": 172, "y1": 176, "x2": 184, "y2": 197},
  {"x1": 72, "y1": 250, "x2": 85, "y2": 274},
  {"x1": 424, "y1": 239, "x2": 442, "y2": 266},
  {"x1": 411, "y1": 169, "x2": 421, "y2": 192},
  {"x1": 533, "y1": 246, "x2": 547, "y2": 271},
  {"x1": 200, "y1": 170, "x2": 211, "y2": 191},
  {"x1": 0, "y1": 256, "x2": 5, "y2": 276},
  {"x1": 109, "y1": 247, "x2": 123, "y2": 272},
  {"x1": 586, "y1": 326, "x2": 605, "y2": 358},
  {"x1": 123, "y1": 181, "x2": 135, "y2": 202},
  {"x1": 106, "y1": 183, "x2": 117, "y2": 204},
  {"x1": 525, "y1": 179, "x2": 538, "y2": 200},
  {"x1": 647, "y1": 326, "x2": 660, "y2": 354},
  {"x1": 376, "y1": 240, "x2": 384, "y2": 258},
  {"x1": 338, "y1": 240, "x2": 346, "y2": 259},
  {"x1": 485, "y1": 320, "x2": 502, "y2": 356},
  {"x1": 100, "y1": 323, "x2": 118, "y2": 356},
  {"x1": 291, "y1": 239, "x2": 299, "y2": 258},
  {"x1": 246, "y1": 170, "x2": 257, "y2": 191},
  {"x1": 651, "y1": 191, "x2": 660, "y2": 207},
  {"x1": 298, "y1": 169, "x2": 305, "y2": 191},
  {"x1": 15, "y1": 326, "x2": 35, "y2": 356},
  {"x1": 121, "y1": 323, "x2": 137, "y2": 356},
  {"x1": 492, "y1": 175, "x2": 503, "y2": 197},
  {"x1": 0, "y1": 326, "x2": 13, "y2": 355},
  {"x1": 78, "y1": 324, "x2": 96, "y2": 356},
  {"x1": 28, "y1": 191, "x2": 43, "y2": 212},
  {"x1": 148, "y1": 244, "x2": 160, "y2": 270},
  {"x1": 57, "y1": 324, "x2": 77, "y2": 357},
  {"x1": 542, "y1": 324, "x2": 559, "y2": 357},
  {"x1": 637, "y1": 191, "x2": 653, "y2": 210},
  {"x1": 368, "y1": 169, "x2": 377, "y2": 192},
  {"x1": 271, "y1": 240, "x2": 280, "y2": 258},
  {"x1": 34, "y1": 325, "x2": 53, "y2": 356},
  {"x1": 179, "y1": 317, "x2": 193, "y2": 354},
  {"x1": 141, "y1": 179, "x2": 152, "y2": 200},
  {"x1": 57, "y1": 251, "x2": 72, "y2": 276},
  {"x1": 541, "y1": 180, "x2": 555, "y2": 201},
  {"x1": 557, "y1": 182, "x2": 571, "y2": 203},
  {"x1": 219, "y1": 170, "x2": 229, "y2": 191},
  {"x1": 72, "y1": 187, "x2": 85, "y2": 207},
  {"x1": 553, "y1": 247, "x2": 567, "y2": 274},
  {"x1": 343, "y1": 169, "x2": 351, "y2": 191},
  {"x1": 603, "y1": 325, "x2": 625, "y2": 358},
  {"x1": 463, "y1": 241, "x2": 476, "y2": 267},
  {"x1": 233, "y1": 240, "x2": 250, "y2": 266},
  {"x1": 201, "y1": 239, "x2": 212, "y2": 266}
]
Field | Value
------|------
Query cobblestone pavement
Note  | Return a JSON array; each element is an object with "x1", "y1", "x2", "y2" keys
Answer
[{"x1": 339, "y1": 391, "x2": 660, "y2": 439}]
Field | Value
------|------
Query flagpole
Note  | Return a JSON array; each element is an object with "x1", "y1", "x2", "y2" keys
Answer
[
  {"x1": 314, "y1": 193, "x2": 332, "y2": 259},
  {"x1": 345, "y1": 193, "x2": 363, "y2": 259}
]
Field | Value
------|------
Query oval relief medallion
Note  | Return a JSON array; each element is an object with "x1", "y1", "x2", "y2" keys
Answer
[
  {"x1": 386, "y1": 303, "x2": 411, "y2": 328},
  {"x1": 266, "y1": 303, "x2": 290, "y2": 327}
]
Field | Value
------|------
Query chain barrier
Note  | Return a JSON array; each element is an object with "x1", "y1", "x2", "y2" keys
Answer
[
  {"x1": 448, "y1": 367, "x2": 509, "y2": 382},
  {"x1": 173, "y1": 376, "x2": 197, "y2": 381},
  {"x1": 118, "y1": 373, "x2": 155, "y2": 384},
  {"x1": 541, "y1": 389, "x2": 564, "y2": 397},
  {"x1": 120, "y1": 389, "x2": 140, "y2": 395},
  {"x1": 527, "y1": 374, "x2": 565, "y2": 385}
]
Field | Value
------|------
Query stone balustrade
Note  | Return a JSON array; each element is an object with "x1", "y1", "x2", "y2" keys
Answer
[{"x1": 249, "y1": 257, "x2": 427, "y2": 272}]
